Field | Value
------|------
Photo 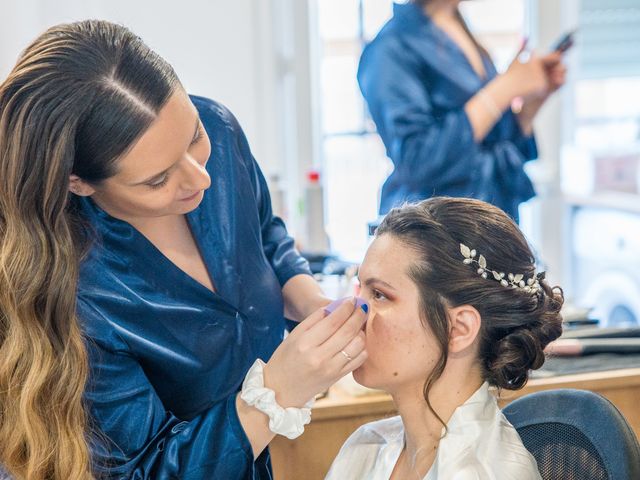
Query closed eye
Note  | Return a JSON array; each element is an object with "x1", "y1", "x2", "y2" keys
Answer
[
  {"x1": 147, "y1": 175, "x2": 170, "y2": 189},
  {"x1": 146, "y1": 124, "x2": 203, "y2": 190},
  {"x1": 137, "y1": 166, "x2": 172, "y2": 189}
]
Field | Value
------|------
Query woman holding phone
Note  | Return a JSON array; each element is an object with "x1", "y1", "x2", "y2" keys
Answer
[{"x1": 359, "y1": 0, "x2": 568, "y2": 221}]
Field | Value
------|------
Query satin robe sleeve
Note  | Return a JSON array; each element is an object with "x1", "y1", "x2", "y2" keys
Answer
[
  {"x1": 81, "y1": 299, "x2": 266, "y2": 480},
  {"x1": 227, "y1": 109, "x2": 310, "y2": 287},
  {"x1": 358, "y1": 40, "x2": 536, "y2": 196},
  {"x1": 506, "y1": 109, "x2": 538, "y2": 162}
]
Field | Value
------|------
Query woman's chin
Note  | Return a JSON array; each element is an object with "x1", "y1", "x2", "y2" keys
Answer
[
  {"x1": 352, "y1": 363, "x2": 377, "y2": 389},
  {"x1": 173, "y1": 194, "x2": 204, "y2": 215}
]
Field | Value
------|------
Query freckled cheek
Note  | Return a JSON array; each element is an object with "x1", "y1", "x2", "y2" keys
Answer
[{"x1": 366, "y1": 313, "x2": 412, "y2": 366}]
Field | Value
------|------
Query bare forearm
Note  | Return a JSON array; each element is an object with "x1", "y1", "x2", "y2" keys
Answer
[
  {"x1": 235, "y1": 393, "x2": 275, "y2": 459},
  {"x1": 515, "y1": 99, "x2": 544, "y2": 136},
  {"x1": 236, "y1": 287, "x2": 368, "y2": 458},
  {"x1": 282, "y1": 274, "x2": 331, "y2": 322}
]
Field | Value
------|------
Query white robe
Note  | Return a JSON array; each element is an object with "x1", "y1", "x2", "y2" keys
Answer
[{"x1": 325, "y1": 383, "x2": 541, "y2": 480}]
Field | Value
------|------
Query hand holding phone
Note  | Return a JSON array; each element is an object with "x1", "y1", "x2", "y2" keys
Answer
[{"x1": 550, "y1": 29, "x2": 576, "y2": 54}]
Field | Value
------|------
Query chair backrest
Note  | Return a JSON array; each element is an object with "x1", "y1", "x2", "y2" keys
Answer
[{"x1": 503, "y1": 388, "x2": 640, "y2": 480}]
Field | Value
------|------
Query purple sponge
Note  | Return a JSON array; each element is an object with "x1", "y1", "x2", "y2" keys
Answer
[{"x1": 324, "y1": 296, "x2": 368, "y2": 315}]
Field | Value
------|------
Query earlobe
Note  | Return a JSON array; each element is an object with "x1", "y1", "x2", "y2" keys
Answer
[
  {"x1": 68, "y1": 174, "x2": 95, "y2": 197},
  {"x1": 448, "y1": 305, "x2": 482, "y2": 354}
]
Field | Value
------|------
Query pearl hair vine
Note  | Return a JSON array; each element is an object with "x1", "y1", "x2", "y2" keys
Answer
[{"x1": 460, "y1": 243, "x2": 541, "y2": 293}]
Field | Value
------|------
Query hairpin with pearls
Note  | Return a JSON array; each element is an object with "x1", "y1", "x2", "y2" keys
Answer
[{"x1": 460, "y1": 244, "x2": 541, "y2": 293}]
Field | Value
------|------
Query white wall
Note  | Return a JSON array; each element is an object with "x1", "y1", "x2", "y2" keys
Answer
[
  {"x1": 0, "y1": 0, "x2": 322, "y2": 234},
  {"x1": 0, "y1": 0, "x2": 283, "y2": 175}
]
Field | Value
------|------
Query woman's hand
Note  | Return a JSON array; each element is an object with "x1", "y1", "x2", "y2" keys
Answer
[
  {"x1": 503, "y1": 52, "x2": 554, "y2": 99},
  {"x1": 542, "y1": 52, "x2": 567, "y2": 95},
  {"x1": 263, "y1": 298, "x2": 368, "y2": 408},
  {"x1": 515, "y1": 52, "x2": 567, "y2": 134},
  {"x1": 465, "y1": 51, "x2": 565, "y2": 141}
]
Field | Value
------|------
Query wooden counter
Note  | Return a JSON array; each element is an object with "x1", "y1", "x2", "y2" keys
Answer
[{"x1": 271, "y1": 368, "x2": 640, "y2": 480}]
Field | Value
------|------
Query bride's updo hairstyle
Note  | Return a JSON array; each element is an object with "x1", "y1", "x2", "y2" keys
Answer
[{"x1": 375, "y1": 197, "x2": 563, "y2": 416}]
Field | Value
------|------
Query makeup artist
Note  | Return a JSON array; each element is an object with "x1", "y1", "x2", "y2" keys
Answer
[{"x1": 0, "y1": 20, "x2": 367, "y2": 480}]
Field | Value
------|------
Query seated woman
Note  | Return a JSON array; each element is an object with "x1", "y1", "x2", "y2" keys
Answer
[{"x1": 326, "y1": 197, "x2": 563, "y2": 479}]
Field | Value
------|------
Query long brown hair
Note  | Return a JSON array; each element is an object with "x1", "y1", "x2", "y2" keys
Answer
[
  {"x1": 0, "y1": 20, "x2": 179, "y2": 479},
  {"x1": 376, "y1": 198, "x2": 563, "y2": 426}
]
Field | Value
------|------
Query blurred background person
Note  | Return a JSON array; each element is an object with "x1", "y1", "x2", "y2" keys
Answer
[{"x1": 358, "y1": 0, "x2": 567, "y2": 221}]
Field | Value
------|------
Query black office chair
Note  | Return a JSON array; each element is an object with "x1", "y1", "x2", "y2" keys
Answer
[{"x1": 503, "y1": 389, "x2": 640, "y2": 480}]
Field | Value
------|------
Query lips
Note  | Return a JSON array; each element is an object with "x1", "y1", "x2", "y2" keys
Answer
[{"x1": 180, "y1": 191, "x2": 201, "y2": 201}]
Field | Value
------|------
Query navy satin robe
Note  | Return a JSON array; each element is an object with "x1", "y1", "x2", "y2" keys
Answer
[
  {"x1": 77, "y1": 96, "x2": 311, "y2": 479},
  {"x1": 358, "y1": 2, "x2": 537, "y2": 220}
]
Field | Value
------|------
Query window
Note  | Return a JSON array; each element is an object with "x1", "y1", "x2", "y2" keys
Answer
[
  {"x1": 317, "y1": 0, "x2": 394, "y2": 262},
  {"x1": 315, "y1": 0, "x2": 529, "y2": 261},
  {"x1": 561, "y1": 0, "x2": 640, "y2": 326}
]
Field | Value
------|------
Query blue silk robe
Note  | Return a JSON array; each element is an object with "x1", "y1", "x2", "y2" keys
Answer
[
  {"x1": 358, "y1": 2, "x2": 537, "y2": 220},
  {"x1": 77, "y1": 96, "x2": 310, "y2": 479}
]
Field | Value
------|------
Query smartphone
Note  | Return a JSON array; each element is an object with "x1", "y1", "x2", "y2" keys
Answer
[{"x1": 550, "y1": 29, "x2": 576, "y2": 54}]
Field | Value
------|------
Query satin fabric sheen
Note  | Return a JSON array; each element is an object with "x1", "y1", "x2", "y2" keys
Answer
[
  {"x1": 77, "y1": 96, "x2": 311, "y2": 479},
  {"x1": 326, "y1": 383, "x2": 541, "y2": 480},
  {"x1": 358, "y1": 2, "x2": 537, "y2": 220}
]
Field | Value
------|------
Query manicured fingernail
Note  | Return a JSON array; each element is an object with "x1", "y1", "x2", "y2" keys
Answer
[{"x1": 354, "y1": 297, "x2": 367, "y2": 312}]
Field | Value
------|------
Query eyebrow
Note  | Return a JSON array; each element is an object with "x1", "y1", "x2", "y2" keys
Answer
[
  {"x1": 361, "y1": 277, "x2": 397, "y2": 291},
  {"x1": 134, "y1": 116, "x2": 201, "y2": 186}
]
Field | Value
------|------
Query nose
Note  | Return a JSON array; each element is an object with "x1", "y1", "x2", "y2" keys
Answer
[{"x1": 179, "y1": 154, "x2": 211, "y2": 192}]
